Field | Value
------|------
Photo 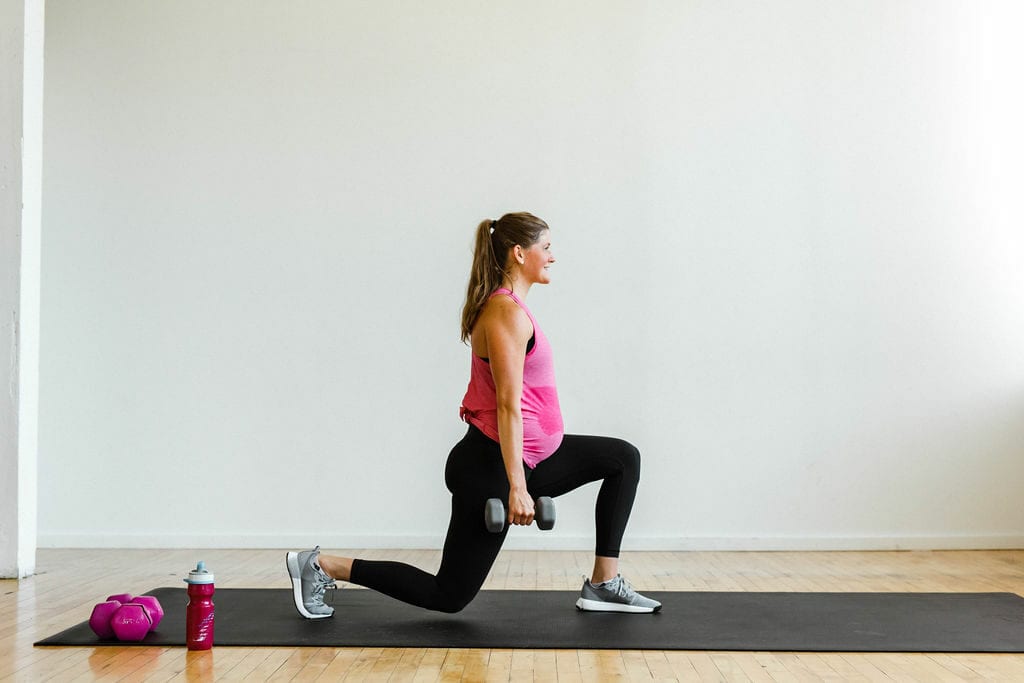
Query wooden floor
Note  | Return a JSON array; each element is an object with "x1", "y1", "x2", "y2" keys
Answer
[{"x1": 3, "y1": 548, "x2": 1024, "y2": 681}]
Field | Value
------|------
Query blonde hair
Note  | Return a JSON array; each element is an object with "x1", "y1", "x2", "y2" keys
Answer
[{"x1": 460, "y1": 212, "x2": 549, "y2": 342}]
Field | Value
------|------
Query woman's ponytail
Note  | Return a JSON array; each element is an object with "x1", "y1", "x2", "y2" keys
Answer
[{"x1": 461, "y1": 220, "x2": 505, "y2": 342}]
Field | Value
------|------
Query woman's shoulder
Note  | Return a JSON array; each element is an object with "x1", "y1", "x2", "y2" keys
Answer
[{"x1": 478, "y1": 293, "x2": 532, "y2": 335}]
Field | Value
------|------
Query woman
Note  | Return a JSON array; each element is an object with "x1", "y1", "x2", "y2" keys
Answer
[{"x1": 287, "y1": 212, "x2": 660, "y2": 617}]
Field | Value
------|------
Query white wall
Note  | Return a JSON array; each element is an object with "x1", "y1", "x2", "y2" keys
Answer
[
  {"x1": 1, "y1": 0, "x2": 43, "y2": 578},
  {"x1": 40, "y1": 1, "x2": 1024, "y2": 550}
]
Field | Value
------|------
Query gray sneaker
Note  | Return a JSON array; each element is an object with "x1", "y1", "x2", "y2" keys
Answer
[
  {"x1": 576, "y1": 574, "x2": 662, "y2": 613},
  {"x1": 285, "y1": 546, "x2": 336, "y2": 619}
]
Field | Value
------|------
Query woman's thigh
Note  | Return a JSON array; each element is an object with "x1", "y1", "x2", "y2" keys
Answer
[{"x1": 526, "y1": 434, "x2": 640, "y2": 499}]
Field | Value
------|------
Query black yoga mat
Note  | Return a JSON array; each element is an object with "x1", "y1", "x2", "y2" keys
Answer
[{"x1": 36, "y1": 587, "x2": 1024, "y2": 652}]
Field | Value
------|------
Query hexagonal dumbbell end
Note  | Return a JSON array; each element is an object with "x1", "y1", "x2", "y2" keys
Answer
[
  {"x1": 535, "y1": 496, "x2": 556, "y2": 530},
  {"x1": 89, "y1": 600, "x2": 123, "y2": 639},
  {"x1": 110, "y1": 603, "x2": 153, "y2": 641},
  {"x1": 106, "y1": 593, "x2": 134, "y2": 604},
  {"x1": 130, "y1": 595, "x2": 164, "y2": 630},
  {"x1": 484, "y1": 498, "x2": 505, "y2": 533}
]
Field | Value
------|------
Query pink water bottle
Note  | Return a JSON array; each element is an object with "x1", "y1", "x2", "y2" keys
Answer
[{"x1": 184, "y1": 561, "x2": 215, "y2": 650}]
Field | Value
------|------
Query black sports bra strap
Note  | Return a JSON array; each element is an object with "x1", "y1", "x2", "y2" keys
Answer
[{"x1": 479, "y1": 333, "x2": 535, "y2": 364}]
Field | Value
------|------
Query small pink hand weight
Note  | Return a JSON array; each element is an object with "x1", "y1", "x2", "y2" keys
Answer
[{"x1": 88, "y1": 594, "x2": 163, "y2": 641}]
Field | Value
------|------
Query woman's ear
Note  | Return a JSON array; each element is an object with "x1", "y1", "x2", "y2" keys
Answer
[{"x1": 512, "y1": 244, "x2": 526, "y2": 265}]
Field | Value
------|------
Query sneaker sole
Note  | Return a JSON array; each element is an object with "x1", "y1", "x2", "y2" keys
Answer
[
  {"x1": 285, "y1": 551, "x2": 333, "y2": 620},
  {"x1": 575, "y1": 597, "x2": 660, "y2": 613}
]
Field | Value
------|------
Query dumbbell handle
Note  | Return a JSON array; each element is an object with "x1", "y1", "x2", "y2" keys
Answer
[{"x1": 485, "y1": 496, "x2": 556, "y2": 533}]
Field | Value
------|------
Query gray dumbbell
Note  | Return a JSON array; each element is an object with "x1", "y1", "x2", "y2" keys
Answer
[{"x1": 484, "y1": 496, "x2": 555, "y2": 533}]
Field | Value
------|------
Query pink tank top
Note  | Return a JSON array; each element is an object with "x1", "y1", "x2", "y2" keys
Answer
[{"x1": 459, "y1": 289, "x2": 564, "y2": 467}]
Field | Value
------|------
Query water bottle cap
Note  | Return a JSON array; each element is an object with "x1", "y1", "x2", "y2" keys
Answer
[{"x1": 184, "y1": 560, "x2": 215, "y2": 584}]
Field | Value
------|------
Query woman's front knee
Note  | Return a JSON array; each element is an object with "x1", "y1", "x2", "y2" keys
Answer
[
  {"x1": 433, "y1": 588, "x2": 476, "y2": 614},
  {"x1": 617, "y1": 439, "x2": 641, "y2": 477}
]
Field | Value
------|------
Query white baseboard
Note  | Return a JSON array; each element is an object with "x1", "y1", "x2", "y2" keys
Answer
[{"x1": 37, "y1": 532, "x2": 1024, "y2": 551}]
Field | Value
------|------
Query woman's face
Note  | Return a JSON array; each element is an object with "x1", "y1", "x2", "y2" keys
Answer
[{"x1": 518, "y1": 230, "x2": 555, "y2": 284}]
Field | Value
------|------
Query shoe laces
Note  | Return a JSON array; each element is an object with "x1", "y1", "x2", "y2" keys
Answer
[
  {"x1": 606, "y1": 575, "x2": 637, "y2": 598},
  {"x1": 308, "y1": 549, "x2": 337, "y2": 607},
  {"x1": 587, "y1": 574, "x2": 634, "y2": 597},
  {"x1": 310, "y1": 570, "x2": 337, "y2": 607}
]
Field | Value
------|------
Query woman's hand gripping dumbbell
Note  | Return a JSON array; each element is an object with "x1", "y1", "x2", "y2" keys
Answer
[{"x1": 484, "y1": 494, "x2": 556, "y2": 533}]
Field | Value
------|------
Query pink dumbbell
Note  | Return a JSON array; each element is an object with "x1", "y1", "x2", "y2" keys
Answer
[
  {"x1": 89, "y1": 594, "x2": 163, "y2": 641},
  {"x1": 109, "y1": 603, "x2": 153, "y2": 641},
  {"x1": 89, "y1": 601, "x2": 123, "y2": 639},
  {"x1": 131, "y1": 595, "x2": 165, "y2": 629}
]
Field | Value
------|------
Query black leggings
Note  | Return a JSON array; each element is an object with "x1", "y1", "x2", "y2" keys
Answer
[{"x1": 348, "y1": 425, "x2": 641, "y2": 613}]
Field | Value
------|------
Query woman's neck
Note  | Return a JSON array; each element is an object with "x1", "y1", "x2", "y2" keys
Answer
[{"x1": 501, "y1": 274, "x2": 532, "y2": 300}]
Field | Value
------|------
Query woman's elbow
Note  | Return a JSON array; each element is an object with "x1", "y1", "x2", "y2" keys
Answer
[{"x1": 496, "y1": 403, "x2": 522, "y2": 421}]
